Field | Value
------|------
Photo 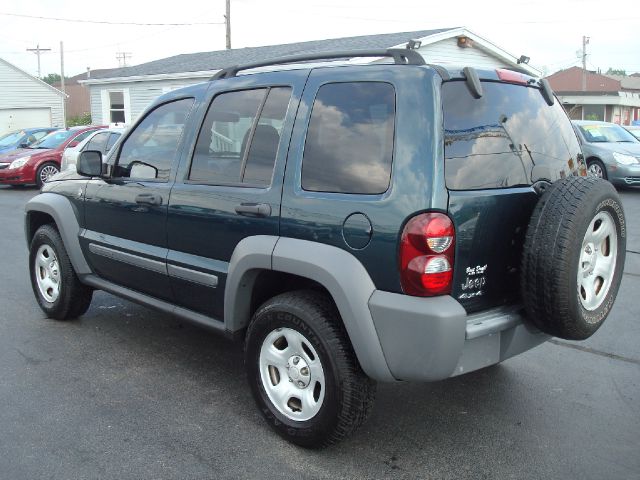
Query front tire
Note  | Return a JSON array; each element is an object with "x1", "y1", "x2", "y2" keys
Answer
[
  {"x1": 245, "y1": 290, "x2": 375, "y2": 448},
  {"x1": 36, "y1": 162, "x2": 60, "y2": 188},
  {"x1": 587, "y1": 159, "x2": 607, "y2": 180},
  {"x1": 29, "y1": 224, "x2": 93, "y2": 320}
]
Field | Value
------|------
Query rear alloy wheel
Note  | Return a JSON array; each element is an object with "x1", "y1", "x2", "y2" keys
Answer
[
  {"x1": 245, "y1": 290, "x2": 375, "y2": 448},
  {"x1": 521, "y1": 175, "x2": 626, "y2": 340},
  {"x1": 587, "y1": 159, "x2": 607, "y2": 180},
  {"x1": 36, "y1": 162, "x2": 59, "y2": 187}
]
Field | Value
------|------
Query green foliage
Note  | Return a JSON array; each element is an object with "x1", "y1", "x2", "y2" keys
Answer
[
  {"x1": 67, "y1": 112, "x2": 92, "y2": 127},
  {"x1": 41, "y1": 73, "x2": 62, "y2": 85},
  {"x1": 605, "y1": 68, "x2": 626, "y2": 76},
  {"x1": 585, "y1": 113, "x2": 600, "y2": 121}
]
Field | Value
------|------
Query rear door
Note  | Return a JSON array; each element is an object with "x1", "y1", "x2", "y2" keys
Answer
[
  {"x1": 166, "y1": 71, "x2": 306, "y2": 319},
  {"x1": 443, "y1": 78, "x2": 582, "y2": 312}
]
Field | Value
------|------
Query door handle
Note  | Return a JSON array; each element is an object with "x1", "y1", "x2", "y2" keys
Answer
[
  {"x1": 234, "y1": 203, "x2": 271, "y2": 218},
  {"x1": 135, "y1": 193, "x2": 163, "y2": 206}
]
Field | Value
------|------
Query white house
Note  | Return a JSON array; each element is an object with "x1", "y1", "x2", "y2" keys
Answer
[
  {"x1": 81, "y1": 27, "x2": 540, "y2": 125},
  {"x1": 0, "y1": 57, "x2": 66, "y2": 135}
]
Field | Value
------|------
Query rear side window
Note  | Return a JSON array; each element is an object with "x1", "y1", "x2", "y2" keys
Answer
[
  {"x1": 301, "y1": 82, "x2": 395, "y2": 194},
  {"x1": 443, "y1": 81, "x2": 581, "y2": 190},
  {"x1": 189, "y1": 87, "x2": 291, "y2": 186},
  {"x1": 85, "y1": 132, "x2": 110, "y2": 152}
]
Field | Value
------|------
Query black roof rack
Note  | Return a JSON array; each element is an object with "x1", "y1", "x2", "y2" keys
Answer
[{"x1": 210, "y1": 48, "x2": 426, "y2": 80}]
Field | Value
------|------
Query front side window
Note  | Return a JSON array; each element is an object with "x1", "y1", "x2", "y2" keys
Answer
[
  {"x1": 189, "y1": 87, "x2": 291, "y2": 186},
  {"x1": 29, "y1": 130, "x2": 75, "y2": 149},
  {"x1": 109, "y1": 91, "x2": 126, "y2": 123},
  {"x1": 114, "y1": 98, "x2": 194, "y2": 181},
  {"x1": 105, "y1": 132, "x2": 121, "y2": 152},
  {"x1": 85, "y1": 132, "x2": 110, "y2": 152},
  {"x1": 301, "y1": 82, "x2": 396, "y2": 194}
]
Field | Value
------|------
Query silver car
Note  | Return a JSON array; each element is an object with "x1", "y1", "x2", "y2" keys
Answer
[
  {"x1": 61, "y1": 127, "x2": 125, "y2": 171},
  {"x1": 572, "y1": 120, "x2": 640, "y2": 187}
]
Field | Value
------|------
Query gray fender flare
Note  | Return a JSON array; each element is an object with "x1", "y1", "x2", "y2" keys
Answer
[
  {"x1": 224, "y1": 236, "x2": 395, "y2": 382},
  {"x1": 24, "y1": 193, "x2": 92, "y2": 275}
]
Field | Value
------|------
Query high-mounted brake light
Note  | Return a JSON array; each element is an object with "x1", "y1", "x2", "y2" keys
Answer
[
  {"x1": 496, "y1": 68, "x2": 529, "y2": 85},
  {"x1": 399, "y1": 212, "x2": 455, "y2": 296}
]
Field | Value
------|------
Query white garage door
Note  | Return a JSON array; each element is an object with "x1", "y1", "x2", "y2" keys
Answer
[{"x1": 0, "y1": 108, "x2": 52, "y2": 135}]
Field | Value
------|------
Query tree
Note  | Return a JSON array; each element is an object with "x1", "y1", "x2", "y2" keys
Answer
[
  {"x1": 606, "y1": 68, "x2": 626, "y2": 76},
  {"x1": 41, "y1": 73, "x2": 62, "y2": 85}
]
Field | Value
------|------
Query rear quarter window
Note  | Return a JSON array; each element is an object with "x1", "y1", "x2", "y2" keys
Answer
[{"x1": 443, "y1": 81, "x2": 581, "y2": 190}]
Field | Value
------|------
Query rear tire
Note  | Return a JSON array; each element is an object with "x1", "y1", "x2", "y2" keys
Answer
[
  {"x1": 245, "y1": 290, "x2": 375, "y2": 448},
  {"x1": 29, "y1": 224, "x2": 93, "y2": 320},
  {"x1": 521, "y1": 176, "x2": 626, "y2": 340}
]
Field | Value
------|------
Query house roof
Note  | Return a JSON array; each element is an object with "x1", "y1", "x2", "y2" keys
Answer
[
  {"x1": 0, "y1": 57, "x2": 66, "y2": 97},
  {"x1": 82, "y1": 27, "x2": 539, "y2": 84},
  {"x1": 603, "y1": 74, "x2": 640, "y2": 91},
  {"x1": 546, "y1": 66, "x2": 621, "y2": 93},
  {"x1": 86, "y1": 28, "x2": 457, "y2": 80}
]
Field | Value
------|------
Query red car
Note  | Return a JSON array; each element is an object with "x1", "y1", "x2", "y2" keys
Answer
[{"x1": 0, "y1": 126, "x2": 104, "y2": 187}]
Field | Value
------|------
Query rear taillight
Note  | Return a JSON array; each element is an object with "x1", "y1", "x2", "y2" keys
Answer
[{"x1": 399, "y1": 212, "x2": 455, "y2": 296}]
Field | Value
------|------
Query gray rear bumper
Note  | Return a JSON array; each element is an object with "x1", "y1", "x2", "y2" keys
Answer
[{"x1": 368, "y1": 291, "x2": 548, "y2": 381}]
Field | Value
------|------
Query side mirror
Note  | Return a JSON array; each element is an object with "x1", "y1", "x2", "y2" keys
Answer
[
  {"x1": 77, "y1": 150, "x2": 103, "y2": 177},
  {"x1": 19, "y1": 142, "x2": 29, "y2": 148}
]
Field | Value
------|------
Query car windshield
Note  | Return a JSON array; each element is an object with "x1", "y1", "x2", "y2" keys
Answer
[
  {"x1": 29, "y1": 130, "x2": 76, "y2": 149},
  {"x1": 0, "y1": 131, "x2": 24, "y2": 147},
  {"x1": 578, "y1": 124, "x2": 639, "y2": 143}
]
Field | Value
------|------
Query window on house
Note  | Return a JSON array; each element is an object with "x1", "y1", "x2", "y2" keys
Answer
[{"x1": 109, "y1": 91, "x2": 126, "y2": 123}]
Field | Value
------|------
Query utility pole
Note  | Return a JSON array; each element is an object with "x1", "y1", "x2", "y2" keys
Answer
[
  {"x1": 582, "y1": 36, "x2": 590, "y2": 91},
  {"x1": 225, "y1": 0, "x2": 231, "y2": 49},
  {"x1": 116, "y1": 51, "x2": 132, "y2": 67},
  {"x1": 26, "y1": 44, "x2": 51, "y2": 78},
  {"x1": 60, "y1": 41, "x2": 66, "y2": 128}
]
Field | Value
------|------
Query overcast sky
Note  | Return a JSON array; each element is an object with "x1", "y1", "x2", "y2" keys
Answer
[{"x1": 1, "y1": 0, "x2": 639, "y2": 79}]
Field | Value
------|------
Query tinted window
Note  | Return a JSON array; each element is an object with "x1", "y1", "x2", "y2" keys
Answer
[
  {"x1": 30, "y1": 130, "x2": 76, "y2": 149},
  {"x1": 85, "y1": 132, "x2": 110, "y2": 152},
  {"x1": 106, "y1": 132, "x2": 121, "y2": 152},
  {"x1": 189, "y1": 87, "x2": 291, "y2": 186},
  {"x1": 115, "y1": 98, "x2": 194, "y2": 181},
  {"x1": 443, "y1": 81, "x2": 581, "y2": 190},
  {"x1": 301, "y1": 82, "x2": 395, "y2": 194}
]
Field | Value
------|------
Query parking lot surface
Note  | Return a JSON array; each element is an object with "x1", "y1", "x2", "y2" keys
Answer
[{"x1": 0, "y1": 185, "x2": 638, "y2": 480}]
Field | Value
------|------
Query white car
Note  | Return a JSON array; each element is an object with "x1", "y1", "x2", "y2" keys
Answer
[{"x1": 61, "y1": 127, "x2": 125, "y2": 171}]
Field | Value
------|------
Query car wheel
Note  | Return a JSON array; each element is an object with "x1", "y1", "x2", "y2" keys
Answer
[
  {"x1": 587, "y1": 159, "x2": 607, "y2": 180},
  {"x1": 521, "y1": 175, "x2": 626, "y2": 340},
  {"x1": 36, "y1": 162, "x2": 60, "y2": 187},
  {"x1": 29, "y1": 224, "x2": 93, "y2": 320},
  {"x1": 245, "y1": 290, "x2": 376, "y2": 448}
]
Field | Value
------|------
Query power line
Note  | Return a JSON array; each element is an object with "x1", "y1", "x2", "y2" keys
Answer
[{"x1": 0, "y1": 12, "x2": 224, "y2": 26}]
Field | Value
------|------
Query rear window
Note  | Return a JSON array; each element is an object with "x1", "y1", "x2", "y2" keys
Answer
[{"x1": 443, "y1": 81, "x2": 581, "y2": 190}]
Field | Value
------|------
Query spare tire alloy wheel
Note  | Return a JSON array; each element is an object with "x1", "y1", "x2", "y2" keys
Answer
[
  {"x1": 578, "y1": 211, "x2": 617, "y2": 312},
  {"x1": 245, "y1": 291, "x2": 375, "y2": 448},
  {"x1": 521, "y1": 176, "x2": 626, "y2": 340}
]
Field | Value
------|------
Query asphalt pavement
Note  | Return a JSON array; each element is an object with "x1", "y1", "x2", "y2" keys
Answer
[{"x1": 0, "y1": 185, "x2": 638, "y2": 480}]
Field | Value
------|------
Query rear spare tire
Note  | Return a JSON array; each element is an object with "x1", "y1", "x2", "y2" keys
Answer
[{"x1": 521, "y1": 175, "x2": 626, "y2": 340}]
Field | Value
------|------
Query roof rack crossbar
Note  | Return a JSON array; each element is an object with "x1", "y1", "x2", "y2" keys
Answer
[{"x1": 210, "y1": 48, "x2": 426, "y2": 80}]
